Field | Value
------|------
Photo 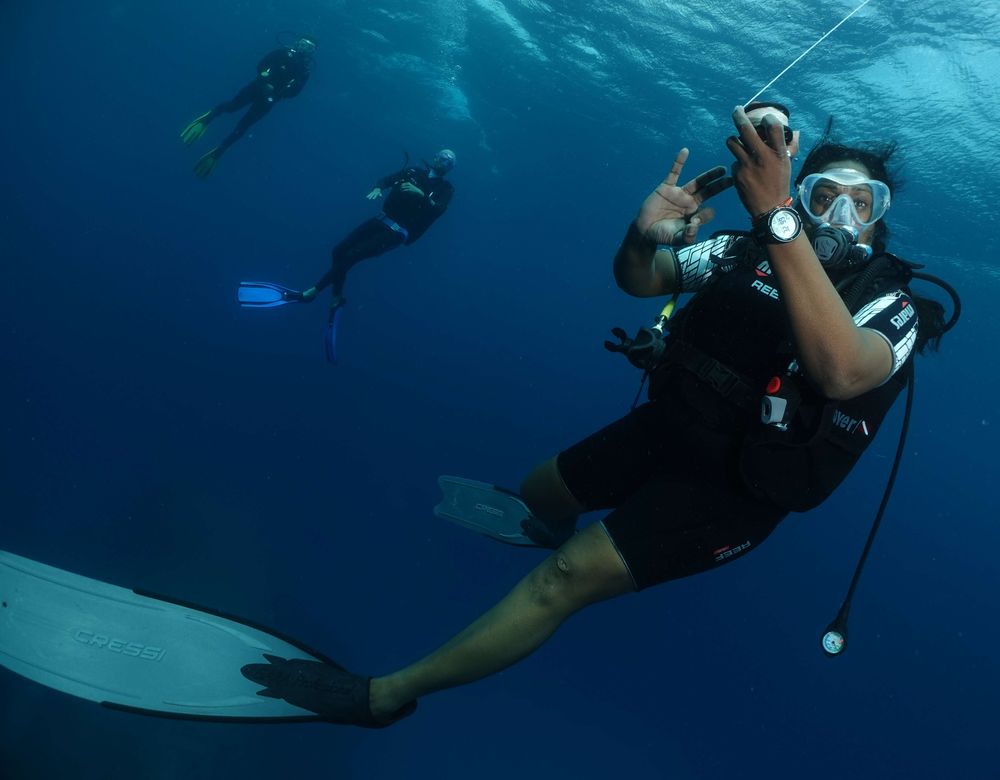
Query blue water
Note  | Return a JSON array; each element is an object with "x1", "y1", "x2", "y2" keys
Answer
[{"x1": 2, "y1": 1, "x2": 998, "y2": 777}]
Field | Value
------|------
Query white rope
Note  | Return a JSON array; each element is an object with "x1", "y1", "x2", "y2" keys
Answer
[{"x1": 744, "y1": 0, "x2": 875, "y2": 106}]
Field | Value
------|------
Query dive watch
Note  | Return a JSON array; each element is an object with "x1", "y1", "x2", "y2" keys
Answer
[{"x1": 752, "y1": 203, "x2": 802, "y2": 245}]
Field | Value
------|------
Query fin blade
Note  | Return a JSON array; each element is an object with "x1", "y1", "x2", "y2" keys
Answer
[
  {"x1": 324, "y1": 305, "x2": 344, "y2": 363},
  {"x1": 0, "y1": 550, "x2": 328, "y2": 721},
  {"x1": 237, "y1": 281, "x2": 300, "y2": 308}
]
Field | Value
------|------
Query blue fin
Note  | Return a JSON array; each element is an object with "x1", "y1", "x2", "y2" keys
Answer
[
  {"x1": 237, "y1": 281, "x2": 305, "y2": 308},
  {"x1": 324, "y1": 304, "x2": 344, "y2": 363}
]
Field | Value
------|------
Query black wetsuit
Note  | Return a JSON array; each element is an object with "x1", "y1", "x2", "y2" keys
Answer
[
  {"x1": 559, "y1": 235, "x2": 919, "y2": 590},
  {"x1": 314, "y1": 166, "x2": 454, "y2": 298},
  {"x1": 209, "y1": 48, "x2": 311, "y2": 154}
]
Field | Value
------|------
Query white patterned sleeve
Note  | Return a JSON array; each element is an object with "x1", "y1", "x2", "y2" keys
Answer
[
  {"x1": 658, "y1": 234, "x2": 740, "y2": 292},
  {"x1": 853, "y1": 290, "x2": 919, "y2": 380}
]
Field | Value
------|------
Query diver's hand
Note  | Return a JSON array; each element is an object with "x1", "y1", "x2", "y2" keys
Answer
[
  {"x1": 635, "y1": 148, "x2": 732, "y2": 246},
  {"x1": 399, "y1": 182, "x2": 425, "y2": 197},
  {"x1": 604, "y1": 326, "x2": 667, "y2": 370},
  {"x1": 726, "y1": 105, "x2": 792, "y2": 218},
  {"x1": 366, "y1": 187, "x2": 383, "y2": 200}
]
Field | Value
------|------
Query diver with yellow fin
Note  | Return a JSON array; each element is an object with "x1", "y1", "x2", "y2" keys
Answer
[{"x1": 181, "y1": 35, "x2": 316, "y2": 178}]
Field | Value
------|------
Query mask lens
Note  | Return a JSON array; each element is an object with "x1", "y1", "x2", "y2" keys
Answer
[{"x1": 798, "y1": 169, "x2": 890, "y2": 228}]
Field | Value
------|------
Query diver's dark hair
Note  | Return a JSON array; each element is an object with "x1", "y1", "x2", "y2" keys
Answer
[
  {"x1": 912, "y1": 296, "x2": 945, "y2": 354},
  {"x1": 795, "y1": 117, "x2": 901, "y2": 255}
]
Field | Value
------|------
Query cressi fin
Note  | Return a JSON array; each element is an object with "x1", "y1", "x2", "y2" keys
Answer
[
  {"x1": 434, "y1": 476, "x2": 540, "y2": 547},
  {"x1": 0, "y1": 549, "x2": 383, "y2": 723}
]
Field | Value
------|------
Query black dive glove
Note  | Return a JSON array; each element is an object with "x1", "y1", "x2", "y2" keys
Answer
[{"x1": 604, "y1": 326, "x2": 667, "y2": 371}]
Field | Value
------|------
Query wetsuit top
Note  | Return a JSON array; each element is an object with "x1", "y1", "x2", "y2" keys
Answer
[
  {"x1": 375, "y1": 166, "x2": 454, "y2": 243},
  {"x1": 664, "y1": 234, "x2": 919, "y2": 394},
  {"x1": 256, "y1": 49, "x2": 312, "y2": 99}
]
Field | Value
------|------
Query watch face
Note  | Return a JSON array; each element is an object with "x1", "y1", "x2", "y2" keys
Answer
[{"x1": 769, "y1": 208, "x2": 800, "y2": 241}]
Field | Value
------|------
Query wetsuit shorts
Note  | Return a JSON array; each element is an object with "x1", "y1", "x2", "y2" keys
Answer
[{"x1": 556, "y1": 371, "x2": 788, "y2": 590}]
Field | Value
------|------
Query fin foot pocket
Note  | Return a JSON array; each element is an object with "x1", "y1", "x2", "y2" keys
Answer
[{"x1": 240, "y1": 654, "x2": 416, "y2": 728}]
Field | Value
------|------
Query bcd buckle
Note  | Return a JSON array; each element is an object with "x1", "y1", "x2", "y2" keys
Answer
[{"x1": 697, "y1": 360, "x2": 738, "y2": 396}]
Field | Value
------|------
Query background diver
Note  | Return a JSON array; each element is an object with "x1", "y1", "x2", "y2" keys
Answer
[
  {"x1": 181, "y1": 37, "x2": 316, "y2": 178},
  {"x1": 237, "y1": 149, "x2": 456, "y2": 362}
]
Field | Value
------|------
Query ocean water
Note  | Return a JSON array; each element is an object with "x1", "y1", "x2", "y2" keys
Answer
[{"x1": 2, "y1": 1, "x2": 998, "y2": 778}]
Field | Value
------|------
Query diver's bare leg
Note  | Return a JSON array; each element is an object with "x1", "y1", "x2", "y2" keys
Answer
[{"x1": 370, "y1": 522, "x2": 633, "y2": 716}]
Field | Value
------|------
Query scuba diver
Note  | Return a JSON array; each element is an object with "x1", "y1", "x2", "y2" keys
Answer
[
  {"x1": 180, "y1": 37, "x2": 316, "y2": 178},
  {"x1": 0, "y1": 110, "x2": 958, "y2": 728},
  {"x1": 236, "y1": 149, "x2": 456, "y2": 362}
]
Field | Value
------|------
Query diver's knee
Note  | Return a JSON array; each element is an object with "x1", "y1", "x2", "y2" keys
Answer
[{"x1": 525, "y1": 551, "x2": 579, "y2": 611}]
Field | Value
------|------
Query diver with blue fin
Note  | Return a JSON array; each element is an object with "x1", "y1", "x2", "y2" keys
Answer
[{"x1": 236, "y1": 149, "x2": 455, "y2": 363}]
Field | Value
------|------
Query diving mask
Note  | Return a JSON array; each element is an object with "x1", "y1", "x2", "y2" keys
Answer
[
  {"x1": 430, "y1": 149, "x2": 456, "y2": 174},
  {"x1": 797, "y1": 168, "x2": 890, "y2": 232},
  {"x1": 292, "y1": 38, "x2": 317, "y2": 57}
]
